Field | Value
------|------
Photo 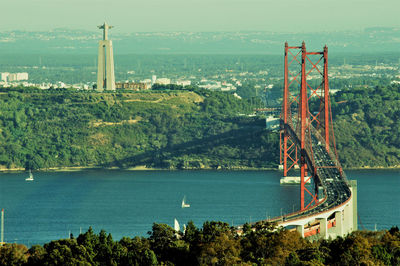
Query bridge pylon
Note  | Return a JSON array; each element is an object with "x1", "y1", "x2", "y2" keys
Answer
[
  {"x1": 280, "y1": 42, "x2": 340, "y2": 211},
  {"x1": 280, "y1": 42, "x2": 302, "y2": 177}
]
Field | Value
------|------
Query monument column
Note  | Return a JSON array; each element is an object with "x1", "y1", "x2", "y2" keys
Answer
[{"x1": 97, "y1": 22, "x2": 116, "y2": 90}]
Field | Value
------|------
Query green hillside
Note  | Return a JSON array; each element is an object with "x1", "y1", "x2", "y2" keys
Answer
[
  {"x1": 333, "y1": 84, "x2": 400, "y2": 168},
  {"x1": 0, "y1": 87, "x2": 278, "y2": 170},
  {"x1": 0, "y1": 83, "x2": 399, "y2": 171}
]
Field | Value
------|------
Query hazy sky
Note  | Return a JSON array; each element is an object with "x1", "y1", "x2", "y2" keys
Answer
[{"x1": 1, "y1": 0, "x2": 399, "y2": 32}]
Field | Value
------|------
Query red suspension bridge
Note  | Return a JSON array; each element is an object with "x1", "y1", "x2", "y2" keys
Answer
[{"x1": 259, "y1": 42, "x2": 357, "y2": 239}]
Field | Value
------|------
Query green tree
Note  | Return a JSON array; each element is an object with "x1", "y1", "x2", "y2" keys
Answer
[{"x1": 0, "y1": 244, "x2": 28, "y2": 265}]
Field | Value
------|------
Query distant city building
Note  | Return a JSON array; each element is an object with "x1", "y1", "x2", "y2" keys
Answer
[
  {"x1": 199, "y1": 80, "x2": 235, "y2": 91},
  {"x1": 221, "y1": 85, "x2": 236, "y2": 91},
  {"x1": 97, "y1": 22, "x2": 116, "y2": 90},
  {"x1": 116, "y1": 82, "x2": 151, "y2": 90},
  {"x1": 1, "y1": 72, "x2": 28, "y2": 82},
  {"x1": 175, "y1": 80, "x2": 191, "y2": 86},
  {"x1": 16, "y1": 73, "x2": 29, "y2": 80},
  {"x1": 151, "y1": 75, "x2": 157, "y2": 85},
  {"x1": 155, "y1": 78, "x2": 171, "y2": 85},
  {"x1": 199, "y1": 80, "x2": 221, "y2": 90},
  {"x1": 56, "y1": 81, "x2": 66, "y2": 88},
  {"x1": 141, "y1": 79, "x2": 152, "y2": 88},
  {"x1": 221, "y1": 82, "x2": 236, "y2": 91},
  {"x1": 0, "y1": 73, "x2": 9, "y2": 82}
]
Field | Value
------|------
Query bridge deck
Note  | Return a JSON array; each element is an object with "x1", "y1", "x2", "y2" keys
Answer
[{"x1": 254, "y1": 120, "x2": 352, "y2": 234}]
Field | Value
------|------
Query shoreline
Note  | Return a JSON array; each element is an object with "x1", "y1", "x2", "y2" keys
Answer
[
  {"x1": 0, "y1": 165, "x2": 399, "y2": 173},
  {"x1": 0, "y1": 165, "x2": 163, "y2": 173},
  {"x1": 0, "y1": 166, "x2": 276, "y2": 173}
]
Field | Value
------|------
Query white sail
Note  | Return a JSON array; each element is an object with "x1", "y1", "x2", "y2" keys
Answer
[
  {"x1": 25, "y1": 170, "x2": 34, "y2": 181},
  {"x1": 181, "y1": 196, "x2": 190, "y2": 208},
  {"x1": 174, "y1": 218, "x2": 180, "y2": 232}
]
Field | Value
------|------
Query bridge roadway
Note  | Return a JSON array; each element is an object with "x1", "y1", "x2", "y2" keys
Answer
[
  {"x1": 253, "y1": 122, "x2": 355, "y2": 238},
  {"x1": 275, "y1": 135, "x2": 351, "y2": 218}
]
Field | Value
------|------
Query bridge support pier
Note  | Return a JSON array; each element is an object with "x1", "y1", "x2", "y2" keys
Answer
[
  {"x1": 335, "y1": 211, "x2": 343, "y2": 237},
  {"x1": 344, "y1": 203, "x2": 352, "y2": 233},
  {"x1": 296, "y1": 225, "x2": 304, "y2": 238},
  {"x1": 350, "y1": 180, "x2": 358, "y2": 231},
  {"x1": 318, "y1": 218, "x2": 328, "y2": 239}
]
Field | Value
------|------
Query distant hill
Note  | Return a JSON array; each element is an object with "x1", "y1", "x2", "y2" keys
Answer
[
  {"x1": 0, "y1": 87, "x2": 276, "y2": 170},
  {"x1": 0, "y1": 27, "x2": 399, "y2": 55},
  {"x1": 332, "y1": 83, "x2": 400, "y2": 168},
  {"x1": 0, "y1": 83, "x2": 398, "y2": 170}
]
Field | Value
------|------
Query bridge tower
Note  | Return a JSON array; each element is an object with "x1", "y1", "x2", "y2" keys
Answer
[
  {"x1": 280, "y1": 42, "x2": 301, "y2": 178},
  {"x1": 281, "y1": 42, "x2": 339, "y2": 211}
]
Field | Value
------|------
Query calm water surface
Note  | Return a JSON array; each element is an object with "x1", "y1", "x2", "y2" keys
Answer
[{"x1": 0, "y1": 169, "x2": 398, "y2": 246}]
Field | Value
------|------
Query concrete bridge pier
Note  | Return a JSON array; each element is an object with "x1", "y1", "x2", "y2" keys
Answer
[
  {"x1": 350, "y1": 180, "x2": 358, "y2": 231},
  {"x1": 296, "y1": 225, "x2": 305, "y2": 237},
  {"x1": 334, "y1": 211, "x2": 343, "y2": 236},
  {"x1": 280, "y1": 180, "x2": 357, "y2": 240},
  {"x1": 328, "y1": 180, "x2": 357, "y2": 238},
  {"x1": 318, "y1": 218, "x2": 328, "y2": 239}
]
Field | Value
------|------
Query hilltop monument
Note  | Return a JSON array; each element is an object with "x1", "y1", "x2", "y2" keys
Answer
[{"x1": 97, "y1": 22, "x2": 115, "y2": 90}]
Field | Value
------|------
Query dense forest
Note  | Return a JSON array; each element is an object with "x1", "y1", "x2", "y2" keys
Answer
[
  {"x1": 0, "y1": 83, "x2": 399, "y2": 170},
  {"x1": 0, "y1": 222, "x2": 399, "y2": 265}
]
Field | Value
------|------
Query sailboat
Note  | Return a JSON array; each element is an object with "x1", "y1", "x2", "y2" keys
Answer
[
  {"x1": 25, "y1": 170, "x2": 34, "y2": 181},
  {"x1": 181, "y1": 196, "x2": 190, "y2": 208},
  {"x1": 174, "y1": 218, "x2": 180, "y2": 232}
]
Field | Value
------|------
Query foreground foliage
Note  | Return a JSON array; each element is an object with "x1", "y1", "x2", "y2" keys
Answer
[{"x1": 0, "y1": 223, "x2": 399, "y2": 265}]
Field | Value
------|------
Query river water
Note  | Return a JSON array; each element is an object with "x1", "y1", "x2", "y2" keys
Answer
[{"x1": 0, "y1": 169, "x2": 398, "y2": 246}]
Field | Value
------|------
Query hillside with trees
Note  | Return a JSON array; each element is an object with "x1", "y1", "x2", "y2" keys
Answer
[
  {"x1": 332, "y1": 83, "x2": 400, "y2": 168},
  {"x1": 0, "y1": 86, "x2": 277, "y2": 170},
  {"x1": 1, "y1": 222, "x2": 399, "y2": 265},
  {"x1": 0, "y1": 83, "x2": 399, "y2": 171}
]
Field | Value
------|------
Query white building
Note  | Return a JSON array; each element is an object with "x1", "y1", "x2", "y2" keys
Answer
[
  {"x1": 8, "y1": 74, "x2": 18, "y2": 82},
  {"x1": 16, "y1": 73, "x2": 29, "y2": 80},
  {"x1": 175, "y1": 80, "x2": 191, "y2": 86},
  {"x1": 221, "y1": 83, "x2": 236, "y2": 91},
  {"x1": 1, "y1": 72, "x2": 28, "y2": 82},
  {"x1": 1, "y1": 72, "x2": 9, "y2": 82},
  {"x1": 155, "y1": 78, "x2": 171, "y2": 85},
  {"x1": 140, "y1": 79, "x2": 152, "y2": 88},
  {"x1": 199, "y1": 80, "x2": 221, "y2": 90}
]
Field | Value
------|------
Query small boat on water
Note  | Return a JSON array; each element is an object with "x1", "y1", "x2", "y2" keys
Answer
[
  {"x1": 174, "y1": 218, "x2": 180, "y2": 232},
  {"x1": 25, "y1": 170, "x2": 34, "y2": 181},
  {"x1": 181, "y1": 196, "x2": 190, "y2": 208}
]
